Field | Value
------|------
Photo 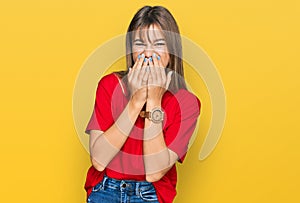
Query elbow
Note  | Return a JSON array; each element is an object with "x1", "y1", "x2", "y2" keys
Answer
[
  {"x1": 146, "y1": 173, "x2": 164, "y2": 182},
  {"x1": 91, "y1": 157, "x2": 106, "y2": 172},
  {"x1": 93, "y1": 164, "x2": 105, "y2": 172}
]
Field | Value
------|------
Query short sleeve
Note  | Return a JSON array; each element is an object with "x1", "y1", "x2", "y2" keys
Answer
[
  {"x1": 85, "y1": 74, "x2": 119, "y2": 134},
  {"x1": 163, "y1": 90, "x2": 201, "y2": 163}
]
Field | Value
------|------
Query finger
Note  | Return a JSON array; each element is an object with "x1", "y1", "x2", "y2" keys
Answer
[
  {"x1": 152, "y1": 53, "x2": 159, "y2": 68},
  {"x1": 149, "y1": 63, "x2": 157, "y2": 87},
  {"x1": 157, "y1": 53, "x2": 164, "y2": 68},
  {"x1": 160, "y1": 67, "x2": 166, "y2": 86},
  {"x1": 149, "y1": 53, "x2": 158, "y2": 84},
  {"x1": 142, "y1": 57, "x2": 149, "y2": 68},
  {"x1": 139, "y1": 66, "x2": 147, "y2": 86},
  {"x1": 127, "y1": 67, "x2": 133, "y2": 81},
  {"x1": 141, "y1": 57, "x2": 150, "y2": 87},
  {"x1": 144, "y1": 68, "x2": 150, "y2": 80},
  {"x1": 132, "y1": 53, "x2": 145, "y2": 70},
  {"x1": 146, "y1": 56, "x2": 152, "y2": 81},
  {"x1": 131, "y1": 68, "x2": 142, "y2": 87},
  {"x1": 148, "y1": 73, "x2": 153, "y2": 86},
  {"x1": 141, "y1": 67, "x2": 149, "y2": 87},
  {"x1": 132, "y1": 54, "x2": 146, "y2": 80},
  {"x1": 156, "y1": 55, "x2": 165, "y2": 81},
  {"x1": 137, "y1": 54, "x2": 146, "y2": 69},
  {"x1": 138, "y1": 57, "x2": 148, "y2": 84},
  {"x1": 157, "y1": 54, "x2": 166, "y2": 86},
  {"x1": 166, "y1": 71, "x2": 173, "y2": 89},
  {"x1": 148, "y1": 56, "x2": 154, "y2": 69},
  {"x1": 131, "y1": 56, "x2": 139, "y2": 69},
  {"x1": 155, "y1": 66, "x2": 163, "y2": 88}
]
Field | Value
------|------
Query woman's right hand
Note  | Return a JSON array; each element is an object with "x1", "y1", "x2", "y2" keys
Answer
[{"x1": 127, "y1": 54, "x2": 149, "y2": 107}]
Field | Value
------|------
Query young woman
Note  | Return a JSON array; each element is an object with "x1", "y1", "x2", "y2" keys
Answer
[{"x1": 84, "y1": 5, "x2": 201, "y2": 203}]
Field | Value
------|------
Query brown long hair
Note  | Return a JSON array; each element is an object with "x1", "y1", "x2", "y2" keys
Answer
[{"x1": 116, "y1": 5, "x2": 186, "y2": 92}]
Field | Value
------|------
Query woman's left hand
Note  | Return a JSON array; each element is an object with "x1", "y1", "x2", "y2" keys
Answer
[{"x1": 147, "y1": 53, "x2": 173, "y2": 104}]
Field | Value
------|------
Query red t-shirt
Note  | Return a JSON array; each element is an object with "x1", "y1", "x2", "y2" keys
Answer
[{"x1": 84, "y1": 73, "x2": 201, "y2": 203}]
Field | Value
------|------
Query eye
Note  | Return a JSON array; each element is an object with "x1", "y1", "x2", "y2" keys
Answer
[
  {"x1": 154, "y1": 42, "x2": 166, "y2": 47},
  {"x1": 134, "y1": 43, "x2": 146, "y2": 46}
]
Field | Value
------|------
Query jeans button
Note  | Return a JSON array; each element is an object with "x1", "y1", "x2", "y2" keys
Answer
[{"x1": 121, "y1": 183, "x2": 127, "y2": 188}]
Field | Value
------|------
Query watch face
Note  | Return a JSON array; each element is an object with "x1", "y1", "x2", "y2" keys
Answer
[{"x1": 152, "y1": 109, "x2": 163, "y2": 122}]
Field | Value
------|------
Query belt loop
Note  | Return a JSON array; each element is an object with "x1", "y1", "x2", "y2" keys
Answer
[
  {"x1": 135, "y1": 182, "x2": 140, "y2": 196},
  {"x1": 102, "y1": 175, "x2": 108, "y2": 190}
]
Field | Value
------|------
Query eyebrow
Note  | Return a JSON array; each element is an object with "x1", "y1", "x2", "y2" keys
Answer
[{"x1": 133, "y1": 38, "x2": 166, "y2": 43}]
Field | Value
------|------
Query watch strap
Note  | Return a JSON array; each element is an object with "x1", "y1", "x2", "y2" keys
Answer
[{"x1": 139, "y1": 111, "x2": 150, "y2": 118}]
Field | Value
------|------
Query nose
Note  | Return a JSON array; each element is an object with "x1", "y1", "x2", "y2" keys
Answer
[
  {"x1": 144, "y1": 50, "x2": 153, "y2": 58},
  {"x1": 143, "y1": 45, "x2": 153, "y2": 58}
]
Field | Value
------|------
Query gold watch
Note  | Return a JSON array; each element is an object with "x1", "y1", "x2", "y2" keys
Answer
[{"x1": 140, "y1": 107, "x2": 164, "y2": 123}]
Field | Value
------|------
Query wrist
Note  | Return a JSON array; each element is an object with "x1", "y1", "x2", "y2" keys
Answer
[
  {"x1": 146, "y1": 99, "x2": 161, "y2": 110},
  {"x1": 130, "y1": 96, "x2": 146, "y2": 111}
]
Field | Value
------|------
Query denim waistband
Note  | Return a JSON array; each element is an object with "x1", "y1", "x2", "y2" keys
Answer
[{"x1": 100, "y1": 175, "x2": 154, "y2": 195}]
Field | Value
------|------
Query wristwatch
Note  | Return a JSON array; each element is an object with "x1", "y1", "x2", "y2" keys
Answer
[{"x1": 140, "y1": 107, "x2": 164, "y2": 123}]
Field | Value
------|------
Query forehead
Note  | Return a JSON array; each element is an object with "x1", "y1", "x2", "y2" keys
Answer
[{"x1": 133, "y1": 24, "x2": 165, "y2": 41}]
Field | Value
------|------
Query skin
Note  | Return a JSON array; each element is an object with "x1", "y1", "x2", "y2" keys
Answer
[
  {"x1": 89, "y1": 24, "x2": 179, "y2": 182},
  {"x1": 132, "y1": 24, "x2": 170, "y2": 68}
]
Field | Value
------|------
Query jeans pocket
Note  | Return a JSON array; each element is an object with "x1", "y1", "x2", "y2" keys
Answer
[
  {"x1": 92, "y1": 182, "x2": 103, "y2": 192},
  {"x1": 139, "y1": 186, "x2": 158, "y2": 202},
  {"x1": 88, "y1": 182, "x2": 103, "y2": 202}
]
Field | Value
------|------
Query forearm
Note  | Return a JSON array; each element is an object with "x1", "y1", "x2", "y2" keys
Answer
[
  {"x1": 90, "y1": 99, "x2": 144, "y2": 171},
  {"x1": 143, "y1": 100, "x2": 172, "y2": 181}
]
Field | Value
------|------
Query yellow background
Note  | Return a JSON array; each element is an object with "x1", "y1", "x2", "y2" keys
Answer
[{"x1": 1, "y1": 0, "x2": 299, "y2": 202}]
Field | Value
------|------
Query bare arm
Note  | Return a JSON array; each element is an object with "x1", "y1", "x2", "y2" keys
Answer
[
  {"x1": 89, "y1": 54, "x2": 149, "y2": 171},
  {"x1": 143, "y1": 53, "x2": 176, "y2": 182},
  {"x1": 143, "y1": 100, "x2": 178, "y2": 182},
  {"x1": 89, "y1": 99, "x2": 144, "y2": 171}
]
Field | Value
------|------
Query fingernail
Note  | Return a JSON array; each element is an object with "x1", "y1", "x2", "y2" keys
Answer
[
  {"x1": 141, "y1": 53, "x2": 145, "y2": 58},
  {"x1": 144, "y1": 58, "x2": 147, "y2": 62},
  {"x1": 157, "y1": 56, "x2": 161, "y2": 60},
  {"x1": 153, "y1": 53, "x2": 156, "y2": 58},
  {"x1": 149, "y1": 57, "x2": 152, "y2": 62},
  {"x1": 138, "y1": 54, "x2": 141, "y2": 59},
  {"x1": 129, "y1": 67, "x2": 132, "y2": 72}
]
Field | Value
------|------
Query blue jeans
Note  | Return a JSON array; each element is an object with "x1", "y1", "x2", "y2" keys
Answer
[{"x1": 87, "y1": 175, "x2": 159, "y2": 203}]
